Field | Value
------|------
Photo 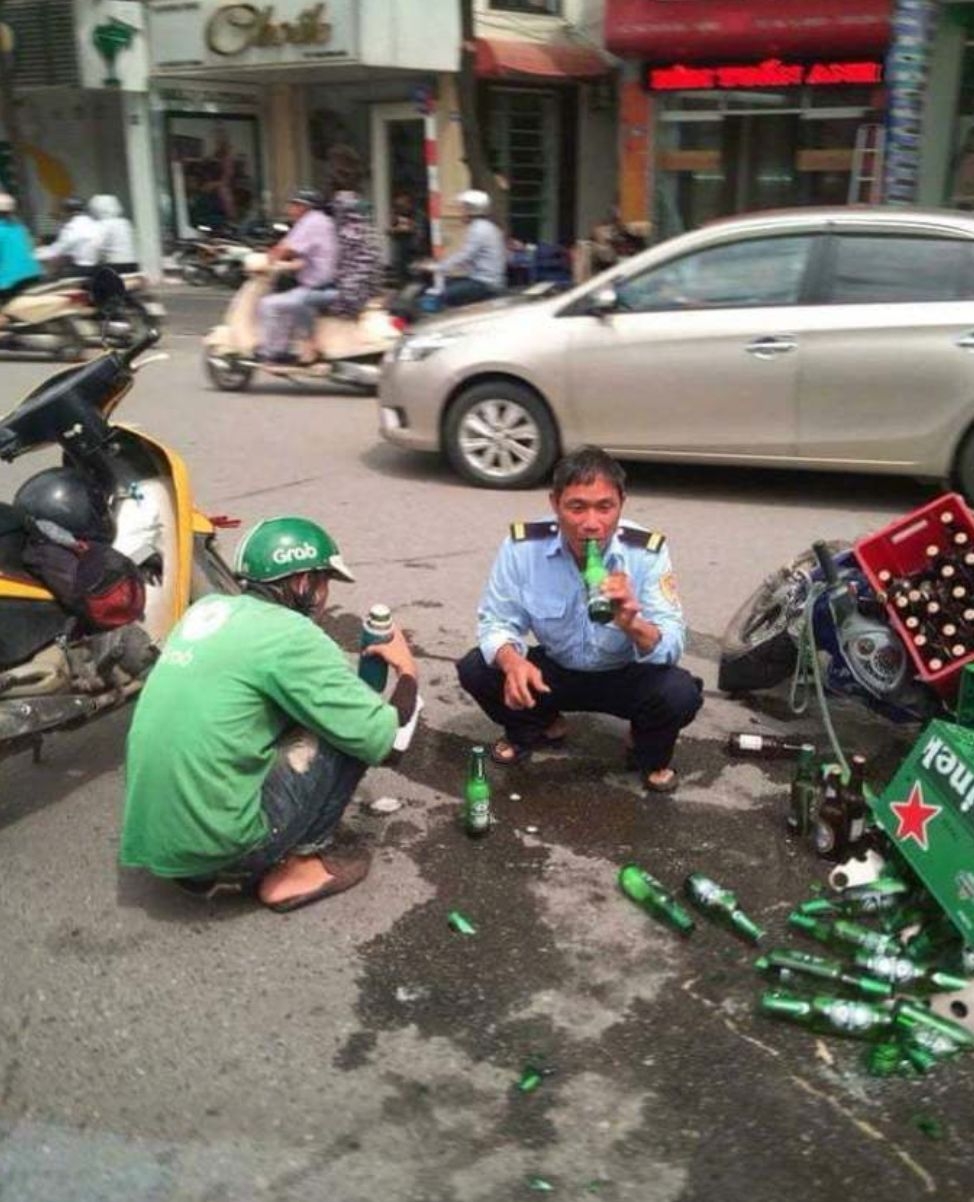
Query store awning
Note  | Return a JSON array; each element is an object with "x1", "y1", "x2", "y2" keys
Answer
[
  {"x1": 475, "y1": 36, "x2": 614, "y2": 80},
  {"x1": 604, "y1": 0, "x2": 892, "y2": 62}
]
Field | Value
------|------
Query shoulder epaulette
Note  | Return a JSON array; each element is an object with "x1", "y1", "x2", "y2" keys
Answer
[
  {"x1": 619, "y1": 526, "x2": 666, "y2": 552},
  {"x1": 510, "y1": 520, "x2": 559, "y2": 542}
]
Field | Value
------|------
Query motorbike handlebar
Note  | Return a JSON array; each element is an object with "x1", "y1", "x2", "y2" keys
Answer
[
  {"x1": 118, "y1": 323, "x2": 161, "y2": 367},
  {"x1": 812, "y1": 539, "x2": 840, "y2": 587}
]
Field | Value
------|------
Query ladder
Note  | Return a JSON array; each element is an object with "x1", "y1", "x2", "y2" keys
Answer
[{"x1": 848, "y1": 123, "x2": 886, "y2": 205}]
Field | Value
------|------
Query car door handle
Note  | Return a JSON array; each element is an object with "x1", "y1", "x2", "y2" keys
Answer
[
  {"x1": 745, "y1": 336, "x2": 797, "y2": 359},
  {"x1": 956, "y1": 331, "x2": 974, "y2": 350}
]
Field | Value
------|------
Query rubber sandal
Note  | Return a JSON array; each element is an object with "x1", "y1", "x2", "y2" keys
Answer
[
  {"x1": 490, "y1": 737, "x2": 533, "y2": 766},
  {"x1": 266, "y1": 849, "x2": 372, "y2": 913},
  {"x1": 644, "y1": 769, "x2": 679, "y2": 795}
]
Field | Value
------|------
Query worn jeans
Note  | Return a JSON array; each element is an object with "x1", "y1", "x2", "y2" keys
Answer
[
  {"x1": 203, "y1": 729, "x2": 366, "y2": 889},
  {"x1": 257, "y1": 285, "x2": 317, "y2": 355}
]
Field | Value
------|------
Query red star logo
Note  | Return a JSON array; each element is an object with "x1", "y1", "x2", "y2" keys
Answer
[{"x1": 889, "y1": 781, "x2": 942, "y2": 851}]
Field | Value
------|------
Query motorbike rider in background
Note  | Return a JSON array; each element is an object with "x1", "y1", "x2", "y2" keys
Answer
[
  {"x1": 429, "y1": 189, "x2": 506, "y2": 308},
  {"x1": 36, "y1": 196, "x2": 101, "y2": 278},
  {"x1": 0, "y1": 192, "x2": 41, "y2": 306},
  {"x1": 257, "y1": 187, "x2": 337, "y2": 364},
  {"x1": 89, "y1": 194, "x2": 139, "y2": 274}
]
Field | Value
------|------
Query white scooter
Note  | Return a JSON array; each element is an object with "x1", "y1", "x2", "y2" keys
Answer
[{"x1": 202, "y1": 254, "x2": 400, "y2": 394}]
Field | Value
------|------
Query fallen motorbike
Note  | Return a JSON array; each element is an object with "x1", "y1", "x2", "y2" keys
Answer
[
  {"x1": 718, "y1": 539, "x2": 944, "y2": 727},
  {"x1": 202, "y1": 253, "x2": 400, "y2": 393},
  {"x1": 0, "y1": 272, "x2": 165, "y2": 360},
  {"x1": 0, "y1": 268, "x2": 238, "y2": 763}
]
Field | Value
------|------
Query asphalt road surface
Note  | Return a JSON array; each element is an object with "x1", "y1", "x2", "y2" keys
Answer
[{"x1": 0, "y1": 294, "x2": 969, "y2": 1202}]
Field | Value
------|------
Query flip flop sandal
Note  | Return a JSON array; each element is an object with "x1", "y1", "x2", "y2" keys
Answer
[
  {"x1": 267, "y1": 849, "x2": 372, "y2": 913},
  {"x1": 490, "y1": 723, "x2": 567, "y2": 765},
  {"x1": 643, "y1": 769, "x2": 679, "y2": 795}
]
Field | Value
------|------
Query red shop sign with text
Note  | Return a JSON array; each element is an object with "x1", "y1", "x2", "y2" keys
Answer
[{"x1": 644, "y1": 59, "x2": 884, "y2": 91}]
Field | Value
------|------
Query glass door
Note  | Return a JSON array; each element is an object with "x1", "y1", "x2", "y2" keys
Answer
[{"x1": 370, "y1": 103, "x2": 431, "y2": 271}]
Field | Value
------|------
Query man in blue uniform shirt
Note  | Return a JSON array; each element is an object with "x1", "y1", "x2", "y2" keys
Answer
[{"x1": 456, "y1": 446, "x2": 702, "y2": 793}]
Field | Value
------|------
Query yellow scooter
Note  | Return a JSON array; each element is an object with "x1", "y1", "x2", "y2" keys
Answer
[{"x1": 0, "y1": 270, "x2": 238, "y2": 763}]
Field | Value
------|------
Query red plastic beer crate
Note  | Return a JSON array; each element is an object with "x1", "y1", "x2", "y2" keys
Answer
[{"x1": 853, "y1": 493, "x2": 974, "y2": 702}]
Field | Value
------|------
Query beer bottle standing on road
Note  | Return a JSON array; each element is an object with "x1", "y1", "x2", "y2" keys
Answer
[
  {"x1": 726, "y1": 732, "x2": 811, "y2": 761},
  {"x1": 619, "y1": 864, "x2": 695, "y2": 935},
  {"x1": 582, "y1": 538, "x2": 613, "y2": 625},
  {"x1": 358, "y1": 603, "x2": 394, "y2": 692},
  {"x1": 841, "y1": 753, "x2": 869, "y2": 852},
  {"x1": 463, "y1": 745, "x2": 492, "y2": 838},
  {"x1": 813, "y1": 766, "x2": 847, "y2": 861},
  {"x1": 787, "y1": 744, "x2": 817, "y2": 836}
]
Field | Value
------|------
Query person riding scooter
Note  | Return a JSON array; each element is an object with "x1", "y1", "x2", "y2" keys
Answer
[
  {"x1": 89, "y1": 194, "x2": 139, "y2": 275},
  {"x1": 0, "y1": 192, "x2": 41, "y2": 306},
  {"x1": 257, "y1": 188, "x2": 337, "y2": 364},
  {"x1": 391, "y1": 189, "x2": 506, "y2": 322},
  {"x1": 36, "y1": 196, "x2": 101, "y2": 278}
]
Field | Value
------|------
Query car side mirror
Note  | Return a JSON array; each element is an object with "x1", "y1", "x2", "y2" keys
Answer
[{"x1": 588, "y1": 285, "x2": 619, "y2": 317}]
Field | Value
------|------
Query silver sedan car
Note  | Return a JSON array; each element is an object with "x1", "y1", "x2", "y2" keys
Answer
[{"x1": 378, "y1": 207, "x2": 974, "y2": 495}]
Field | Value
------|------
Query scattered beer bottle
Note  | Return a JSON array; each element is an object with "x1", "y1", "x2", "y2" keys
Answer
[
  {"x1": 726, "y1": 732, "x2": 810, "y2": 760},
  {"x1": 759, "y1": 947, "x2": 891, "y2": 998},
  {"x1": 893, "y1": 999, "x2": 974, "y2": 1049},
  {"x1": 813, "y1": 766, "x2": 847, "y2": 861},
  {"x1": 759, "y1": 990, "x2": 893, "y2": 1039},
  {"x1": 463, "y1": 745, "x2": 492, "y2": 838},
  {"x1": 787, "y1": 744, "x2": 817, "y2": 837},
  {"x1": 619, "y1": 864, "x2": 695, "y2": 935},
  {"x1": 852, "y1": 950, "x2": 968, "y2": 992},
  {"x1": 684, "y1": 873, "x2": 765, "y2": 942},
  {"x1": 582, "y1": 539, "x2": 613, "y2": 625}
]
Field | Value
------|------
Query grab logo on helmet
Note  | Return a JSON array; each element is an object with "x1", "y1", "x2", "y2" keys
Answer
[{"x1": 272, "y1": 541, "x2": 320, "y2": 566}]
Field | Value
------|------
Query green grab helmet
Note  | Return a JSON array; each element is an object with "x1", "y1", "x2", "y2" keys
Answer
[{"x1": 233, "y1": 516, "x2": 356, "y2": 584}]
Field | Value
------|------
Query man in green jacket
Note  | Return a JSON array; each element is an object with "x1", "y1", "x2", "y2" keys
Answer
[{"x1": 120, "y1": 516, "x2": 419, "y2": 912}]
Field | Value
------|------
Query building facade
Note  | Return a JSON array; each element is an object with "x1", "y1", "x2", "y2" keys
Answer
[{"x1": 605, "y1": 0, "x2": 894, "y2": 239}]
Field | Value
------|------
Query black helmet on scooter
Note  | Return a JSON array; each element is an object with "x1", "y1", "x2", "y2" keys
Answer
[{"x1": 14, "y1": 467, "x2": 114, "y2": 542}]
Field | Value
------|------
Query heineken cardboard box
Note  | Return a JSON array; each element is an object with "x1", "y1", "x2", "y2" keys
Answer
[{"x1": 872, "y1": 719, "x2": 974, "y2": 944}]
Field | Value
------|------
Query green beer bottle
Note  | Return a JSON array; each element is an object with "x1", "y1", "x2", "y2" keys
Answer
[
  {"x1": 582, "y1": 539, "x2": 613, "y2": 625},
  {"x1": 760, "y1": 948, "x2": 891, "y2": 999},
  {"x1": 463, "y1": 745, "x2": 492, "y2": 838},
  {"x1": 893, "y1": 999, "x2": 974, "y2": 1049},
  {"x1": 787, "y1": 744, "x2": 817, "y2": 836},
  {"x1": 619, "y1": 864, "x2": 695, "y2": 935},
  {"x1": 760, "y1": 990, "x2": 893, "y2": 1039},
  {"x1": 852, "y1": 950, "x2": 969, "y2": 993},
  {"x1": 684, "y1": 873, "x2": 765, "y2": 942}
]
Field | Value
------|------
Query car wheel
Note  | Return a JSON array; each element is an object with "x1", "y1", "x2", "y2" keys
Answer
[
  {"x1": 953, "y1": 429, "x2": 974, "y2": 504},
  {"x1": 444, "y1": 380, "x2": 558, "y2": 489},
  {"x1": 204, "y1": 351, "x2": 253, "y2": 392}
]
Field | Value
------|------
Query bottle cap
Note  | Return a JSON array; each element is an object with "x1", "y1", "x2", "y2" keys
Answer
[{"x1": 367, "y1": 603, "x2": 393, "y2": 630}]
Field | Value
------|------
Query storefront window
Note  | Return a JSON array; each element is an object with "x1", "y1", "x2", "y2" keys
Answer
[
  {"x1": 165, "y1": 112, "x2": 261, "y2": 237},
  {"x1": 656, "y1": 87, "x2": 873, "y2": 237}
]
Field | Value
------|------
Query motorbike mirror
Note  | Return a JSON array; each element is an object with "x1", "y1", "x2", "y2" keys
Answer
[
  {"x1": 89, "y1": 267, "x2": 126, "y2": 308},
  {"x1": 272, "y1": 222, "x2": 289, "y2": 234}
]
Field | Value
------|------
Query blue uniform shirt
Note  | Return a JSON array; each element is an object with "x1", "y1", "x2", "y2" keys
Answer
[{"x1": 477, "y1": 519, "x2": 686, "y2": 671}]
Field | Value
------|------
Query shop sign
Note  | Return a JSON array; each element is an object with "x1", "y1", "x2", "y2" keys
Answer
[
  {"x1": 644, "y1": 59, "x2": 884, "y2": 92},
  {"x1": 149, "y1": 0, "x2": 357, "y2": 71}
]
